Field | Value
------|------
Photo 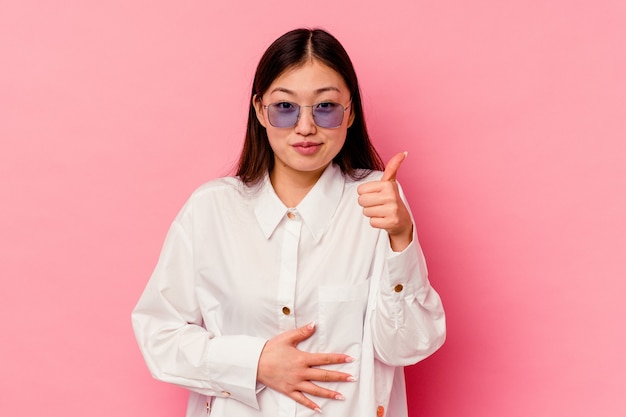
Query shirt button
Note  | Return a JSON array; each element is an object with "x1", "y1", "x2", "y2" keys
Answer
[
  {"x1": 282, "y1": 306, "x2": 291, "y2": 315},
  {"x1": 393, "y1": 284, "x2": 404, "y2": 293},
  {"x1": 221, "y1": 391, "x2": 231, "y2": 397},
  {"x1": 287, "y1": 211, "x2": 296, "y2": 220}
]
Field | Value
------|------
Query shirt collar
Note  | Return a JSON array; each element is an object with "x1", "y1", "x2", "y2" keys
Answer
[{"x1": 253, "y1": 163, "x2": 345, "y2": 242}]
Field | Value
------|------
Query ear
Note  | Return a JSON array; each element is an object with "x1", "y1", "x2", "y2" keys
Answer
[
  {"x1": 347, "y1": 107, "x2": 356, "y2": 128},
  {"x1": 253, "y1": 95, "x2": 267, "y2": 128}
]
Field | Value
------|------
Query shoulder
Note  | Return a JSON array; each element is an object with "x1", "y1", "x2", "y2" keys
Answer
[
  {"x1": 177, "y1": 176, "x2": 259, "y2": 217},
  {"x1": 191, "y1": 176, "x2": 245, "y2": 198}
]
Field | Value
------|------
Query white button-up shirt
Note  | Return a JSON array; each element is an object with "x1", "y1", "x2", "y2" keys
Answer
[{"x1": 132, "y1": 163, "x2": 445, "y2": 417}]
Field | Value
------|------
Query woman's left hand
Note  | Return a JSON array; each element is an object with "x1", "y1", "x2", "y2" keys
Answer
[{"x1": 357, "y1": 152, "x2": 413, "y2": 252}]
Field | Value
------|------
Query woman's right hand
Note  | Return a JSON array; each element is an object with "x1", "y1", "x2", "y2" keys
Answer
[{"x1": 256, "y1": 321, "x2": 355, "y2": 413}]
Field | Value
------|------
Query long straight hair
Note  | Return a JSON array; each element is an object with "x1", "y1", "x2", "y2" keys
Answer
[{"x1": 236, "y1": 28, "x2": 384, "y2": 185}]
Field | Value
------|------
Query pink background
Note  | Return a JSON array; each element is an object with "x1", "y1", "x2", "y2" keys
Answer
[{"x1": 1, "y1": 0, "x2": 625, "y2": 416}]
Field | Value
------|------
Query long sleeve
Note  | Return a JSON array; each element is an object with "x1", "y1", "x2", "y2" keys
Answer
[
  {"x1": 369, "y1": 187, "x2": 446, "y2": 366},
  {"x1": 131, "y1": 206, "x2": 266, "y2": 410}
]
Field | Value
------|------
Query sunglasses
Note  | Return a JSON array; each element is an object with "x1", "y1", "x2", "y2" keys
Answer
[{"x1": 261, "y1": 100, "x2": 352, "y2": 129}]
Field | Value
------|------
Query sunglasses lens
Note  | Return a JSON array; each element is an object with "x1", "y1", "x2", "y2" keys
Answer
[
  {"x1": 268, "y1": 102, "x2": 299, "y2": 128},
  {"x1": 313, "y1": 103, "x2": 344, "y2": 128}
]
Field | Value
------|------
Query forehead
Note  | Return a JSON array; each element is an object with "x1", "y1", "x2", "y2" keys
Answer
[{"x1": 266, "y1": 60, "x2": 349, "y2": 97}]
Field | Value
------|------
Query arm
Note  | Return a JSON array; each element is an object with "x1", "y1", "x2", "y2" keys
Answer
[
  {"x1": 131, "y1": 213, "x2": 266, "y2": 409},
  {"x1": 370, "y1": 230, "x2": 446, "y2": 366},
  {"x1": 357, "y1": 152, "x2": 446, "y2": 365}
]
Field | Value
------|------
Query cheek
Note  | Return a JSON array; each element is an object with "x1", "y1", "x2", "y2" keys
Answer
[
  {"x1": 266, "y1": 129, "x2": 287, "y2": 150},
  {"x1": 332, "y1": 129, "x2": 348, "y2": 147}
]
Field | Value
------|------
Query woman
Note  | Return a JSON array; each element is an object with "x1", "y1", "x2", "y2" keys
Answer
[{"x1": 132, "y1": 28, "x2": 445, "y2": 417}]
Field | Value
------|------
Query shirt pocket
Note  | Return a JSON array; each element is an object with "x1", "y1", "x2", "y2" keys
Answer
[{"x1": 317, "y1": 279, "x2": 370, "y2": 357}]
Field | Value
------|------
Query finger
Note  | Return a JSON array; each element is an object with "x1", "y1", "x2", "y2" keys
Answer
[
  {"x1": 362, "y1": 205, "x2": 396, "y2": 220},
  {"x1": 298, "y1": 381, "x2": 346, "y2": 401},
  {"x1": 358, "y1": 185, "x2": 397, "y2": 208},
  {"x1": 356, "y1": 181, "x2": 383, "y2": 196},
  {"x1": 289, "y1": 390, "x2": 322, "y2": 413},
  {"x1": 381, "y1": 151, "x2": 408, "y2": 182},
  {"x1": 305, "y1": 367, "x2": 355, "y2": 383},
  {"x1": 306, "y1": 352, "x2": 354, "y2": 366},
  {"x1": 286, "y1": 321, "x2": 316, "y2": 345},
  {"x1": 368, "y1": 216, "x2": 400, "y2": 231}
]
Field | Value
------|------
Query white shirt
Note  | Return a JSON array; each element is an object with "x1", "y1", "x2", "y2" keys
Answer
[{"x1": 132, "y1": 163, "x2": 445, "y2": 417}]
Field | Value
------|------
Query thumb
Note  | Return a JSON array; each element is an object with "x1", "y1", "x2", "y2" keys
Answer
[
  {"x1": 381, "y1": 151, "x2": 408, "y2": 182},
  {"x1": 288, "y1": 321, "x2": 317, "y2": 345}
]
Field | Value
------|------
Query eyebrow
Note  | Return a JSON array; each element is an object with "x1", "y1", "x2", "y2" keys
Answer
[{"x1": 269, "y1": 86, "x2": 342, "y2": 95}]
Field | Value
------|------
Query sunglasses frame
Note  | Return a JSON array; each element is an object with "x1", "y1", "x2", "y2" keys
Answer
[{"x1": 260, "y1": 99, "x2": 352, "y2": 129}]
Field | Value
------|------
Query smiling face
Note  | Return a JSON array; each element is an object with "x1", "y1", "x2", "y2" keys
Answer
[{"x1": 254, "y1": 59, "x2": 353, "y2": 186}]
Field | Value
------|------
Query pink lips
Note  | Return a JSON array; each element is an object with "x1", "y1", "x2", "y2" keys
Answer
[{"x1": 292, "y1": 141, "x2": 322, "y2": 155}]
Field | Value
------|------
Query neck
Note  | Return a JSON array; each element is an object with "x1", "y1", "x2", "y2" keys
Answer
[{"x1": 270, "y1": 164, "x2": 327, "y2": 207}]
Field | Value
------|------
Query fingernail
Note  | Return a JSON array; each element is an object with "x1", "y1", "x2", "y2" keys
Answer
[
  {"x1": 335, "y1": 394, "x2": 345, "y2": 400},
  {"x1": 307, "y1": 321, "x2": 316, "y2": 330},
  {"x1": 347, "y1": 376, "x2": 357, "y2": 382},
  {"x1": 345, "y1": 356, "x2": 355, "y2": 363},
  {"x1": 314, "y1": 407, "x2": 323, "y2": 413},
  {"x1": 403, "y1": 151, "x2": 408, "y2": 157}
]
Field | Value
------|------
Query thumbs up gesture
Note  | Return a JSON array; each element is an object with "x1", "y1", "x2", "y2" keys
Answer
[{"x1": 357, "y1": 152, "x2": 413, "y2": 252}]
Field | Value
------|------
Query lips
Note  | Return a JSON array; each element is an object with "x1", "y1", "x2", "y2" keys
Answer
[
  {"x1": 292, "y1": 141, "x2": 322, "y2": 155},
  {"x1": 292, "y1": 141, "x2": 321, "y2": 148}
]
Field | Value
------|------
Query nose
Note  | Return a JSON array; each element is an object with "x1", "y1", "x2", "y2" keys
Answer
[{"x1": 294, "y1": 106, "x2": 317, "y2": 136}]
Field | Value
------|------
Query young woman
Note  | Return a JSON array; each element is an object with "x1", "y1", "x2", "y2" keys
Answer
[{"x1": 132, "y1": 28, "x2": 445, "y2": 417}]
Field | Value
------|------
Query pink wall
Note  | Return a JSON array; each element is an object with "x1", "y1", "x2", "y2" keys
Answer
[{"x1": 1, "y1": 1, "x2": 625, "y2": 416}]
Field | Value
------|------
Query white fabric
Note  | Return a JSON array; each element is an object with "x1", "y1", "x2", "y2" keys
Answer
[{"x1": 132, "y1": 163, "x2": 446, "y2": 417}]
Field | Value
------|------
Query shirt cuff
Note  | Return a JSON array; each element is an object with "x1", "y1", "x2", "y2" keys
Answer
[
  {"x1": 384, "y1": 238, "x2": 429, "y2": 298},
  {"x1": 205, "y1": 335, "x2": 267, "y2": 409}
]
